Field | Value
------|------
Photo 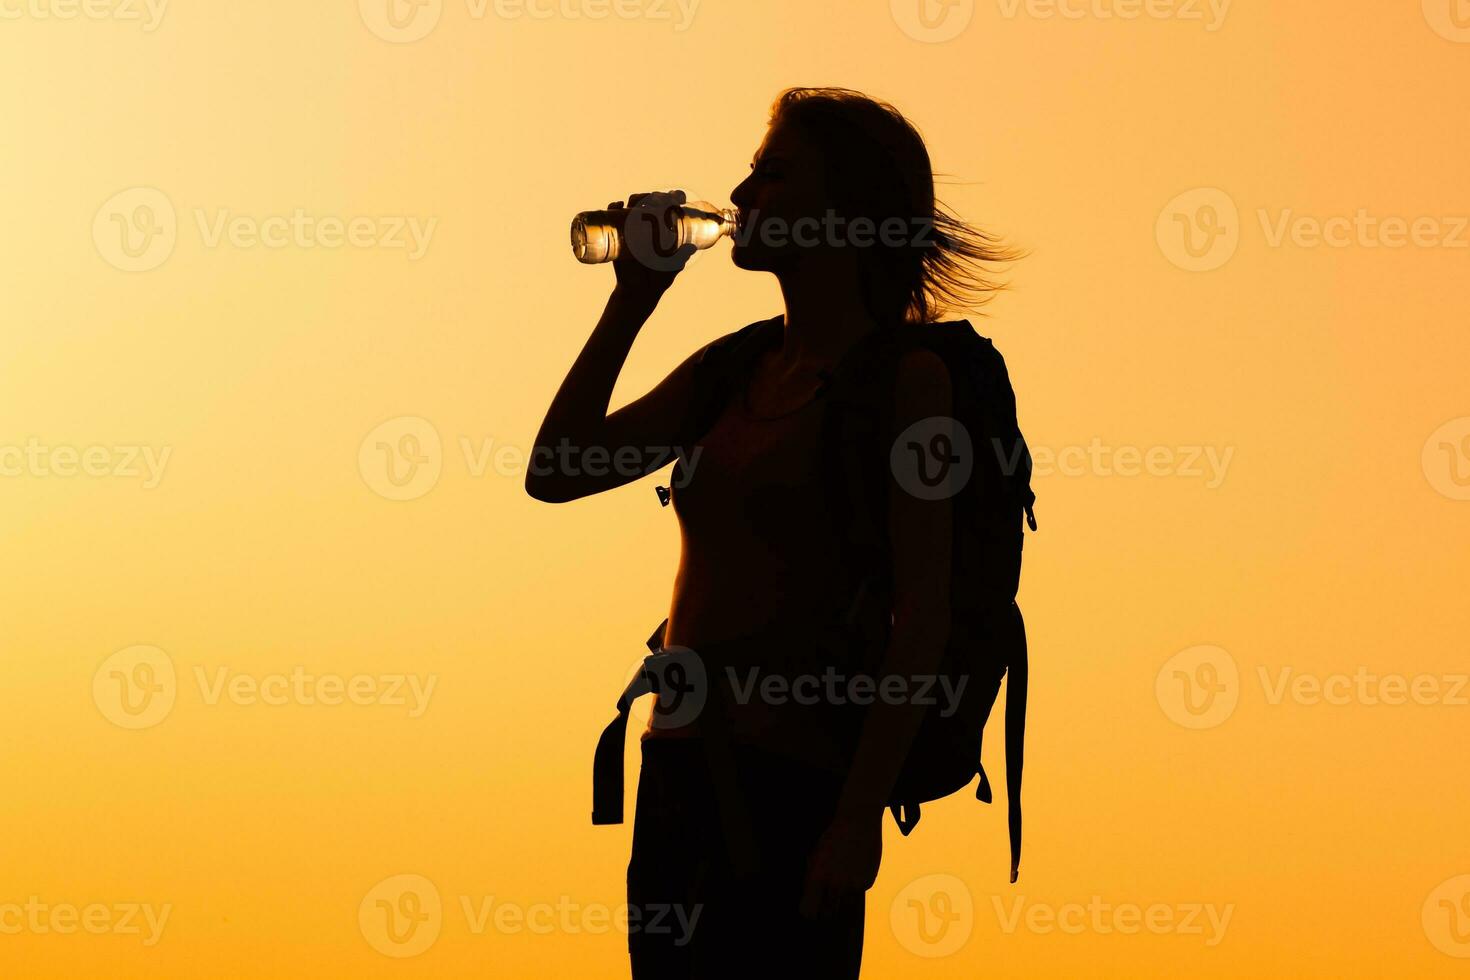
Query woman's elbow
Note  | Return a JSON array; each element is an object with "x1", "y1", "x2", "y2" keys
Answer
[{"x1": 524, "y1": 471, "x2": 574, "y2": 504}]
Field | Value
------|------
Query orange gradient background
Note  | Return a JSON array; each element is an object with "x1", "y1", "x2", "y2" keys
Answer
[{"x1": 2, "y1": 0, "x2": 1468, "y2": 976}]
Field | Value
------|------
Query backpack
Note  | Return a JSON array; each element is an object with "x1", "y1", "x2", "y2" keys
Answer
[{"x1": 593, "y1": 314, "x2": 1037, "y2": 882}]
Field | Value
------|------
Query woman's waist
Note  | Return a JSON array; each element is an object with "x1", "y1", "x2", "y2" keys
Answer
[
  {"x1": 639, "y1": 715, "x2": 854, "y2": 776},
  {"x1": 667, "y1": 565, "x2": 857, "y2": 633},
  {"x1": 663, "y1": 601, "x2": 861, "y2": 658},
  {"x1": 638, "y1": 659, "x2": 867, "y2": 763}
]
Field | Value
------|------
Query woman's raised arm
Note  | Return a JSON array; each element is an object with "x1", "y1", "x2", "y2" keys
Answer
[
  {"x1": 526, "y1": 192, "x2": 708, "y2": 503},
  {"x1": 525, "y1": 284, "x2": 715, "y2": 503}
]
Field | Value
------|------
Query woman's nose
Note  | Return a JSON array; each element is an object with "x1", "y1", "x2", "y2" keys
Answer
[{"x1": 730, "y1": 175, "x2": 752, "y2": 209}]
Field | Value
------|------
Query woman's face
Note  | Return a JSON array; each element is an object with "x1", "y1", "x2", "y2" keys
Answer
[{"x1": 729, "y1": 119, "x2": 832, "y2": 272}]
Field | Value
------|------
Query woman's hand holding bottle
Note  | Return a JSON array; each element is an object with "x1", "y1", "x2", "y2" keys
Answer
[
  {"x1": 573, "y1": 189, "x2": 742, "y2": 304},
  {"x1": 605, "y1": 191, "x2": 698, "y2": 303}
]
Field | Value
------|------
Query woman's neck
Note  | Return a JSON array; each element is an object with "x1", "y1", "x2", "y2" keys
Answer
[{"x1": 773, "y1": 264, "x2": 884, "y2": 370}]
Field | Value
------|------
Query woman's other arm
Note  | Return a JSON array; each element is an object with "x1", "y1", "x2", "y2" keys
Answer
[{"x1": 800, "y1": 345, "x2": 954, "y2": 919}]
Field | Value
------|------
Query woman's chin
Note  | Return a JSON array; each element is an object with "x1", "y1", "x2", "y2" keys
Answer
[{"x1": 730, "y1": 244, "x2": 774, "y2": 271}]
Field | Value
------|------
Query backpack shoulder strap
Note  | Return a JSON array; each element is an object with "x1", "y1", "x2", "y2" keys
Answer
[
  {"x1": 818, "y1": 325, "x2": 906, "y2": 629},
  {"x1": 819, "y1": 322, "x2": 974, "y2": 633}
]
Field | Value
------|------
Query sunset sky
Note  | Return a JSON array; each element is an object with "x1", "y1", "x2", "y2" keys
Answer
[{"x1": 2, "y1": 0, "x2": 1468, "y2": 976}]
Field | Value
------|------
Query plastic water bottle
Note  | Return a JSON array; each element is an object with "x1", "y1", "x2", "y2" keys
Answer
[{"x1": 570, "y1": 199, "x2": 739, "y2": 264}]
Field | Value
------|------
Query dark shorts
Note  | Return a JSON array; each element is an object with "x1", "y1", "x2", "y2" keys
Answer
[{"x1": 626, "y1": 737, "x2": 866, "y2": 979}]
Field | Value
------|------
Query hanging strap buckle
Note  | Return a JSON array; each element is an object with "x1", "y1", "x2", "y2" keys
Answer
[{"x1": 590, "y1": 618, "x2": 762, "y2": 881}]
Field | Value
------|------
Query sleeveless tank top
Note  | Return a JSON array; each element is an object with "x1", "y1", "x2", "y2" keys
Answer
[{"x1": 640, "y1": 323, "x2": 867, "y2": 772}]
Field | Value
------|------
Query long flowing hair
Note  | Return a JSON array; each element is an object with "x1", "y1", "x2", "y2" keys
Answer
[{"x1": 769, "y1": 87, "x2": 1023, "y2": 325}]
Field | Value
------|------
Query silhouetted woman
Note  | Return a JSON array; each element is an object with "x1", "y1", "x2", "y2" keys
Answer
[{"x1": 527, "y1": 87, "x2": 1018, "y2": 978}]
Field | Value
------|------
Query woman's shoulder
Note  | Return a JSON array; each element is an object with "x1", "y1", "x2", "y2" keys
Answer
[
  {"x1": 693, "y1": 315, "x2": 785, "y2": 371},
  {"x1": 709, "y1": 314, "x2": 783, "y2": 351},
  {"x1": 890, "y1": 346, "x2": 954, "y2": 431}
]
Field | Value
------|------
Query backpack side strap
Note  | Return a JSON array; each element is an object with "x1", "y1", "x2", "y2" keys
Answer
[
  {"x1": 889, "y1": 801, "x2": 922, "y2": 836},
  {"x1": 590, "y1": 618, "x2": 670, "y2": 825},
  {"x1": 1005, "y1": 601, "x2": 1028, "y2": 883},
  {"x1": 590, "y1": 617, "x2": 762, "y2": 881}
]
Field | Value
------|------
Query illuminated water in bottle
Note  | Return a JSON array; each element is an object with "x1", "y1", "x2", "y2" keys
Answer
[{"x1": 570, "y1": 200, "x2": 740, "y2": 264}]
